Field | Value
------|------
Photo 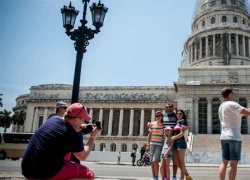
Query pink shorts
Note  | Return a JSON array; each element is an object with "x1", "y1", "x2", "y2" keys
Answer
[{"x1": 48, "y1": 160, "x2": 94, "y2": 180}]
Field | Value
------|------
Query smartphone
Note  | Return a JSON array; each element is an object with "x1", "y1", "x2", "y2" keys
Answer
[{"x1": 96, "y1": 121, "x2": 101, "y2": 129}]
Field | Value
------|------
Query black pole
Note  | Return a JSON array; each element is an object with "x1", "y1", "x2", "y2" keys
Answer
[{"x1": 71, "y1": 51, "x2": 84, "y2": 104}]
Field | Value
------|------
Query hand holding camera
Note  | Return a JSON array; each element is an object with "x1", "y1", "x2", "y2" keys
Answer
[{"x1": 81, "y1": 121, "x2": 102, "y2": 135}]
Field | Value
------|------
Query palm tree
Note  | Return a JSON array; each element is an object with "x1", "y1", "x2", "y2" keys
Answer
[
  {"x1": 0, "y1": 94, "x2": 3, "y2": 107},
  {"x1": 12, "y1": 109, "x2": 26, "y2": 132},
  {"x1": 0, "y1": 109, "x2": 12, "y2": 132}
]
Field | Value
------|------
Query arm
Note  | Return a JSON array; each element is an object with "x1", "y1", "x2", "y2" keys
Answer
[
  {"x1": 171, "y1": 128, "x2": 185, "y2": 140},
  {"x1": 164, "y1": 141, "x2": 173, "y2": 157},
  {"x1": 146, "y1": 131, "x2": 152, "y2": 152},
  {"x1": 74, "y1": 127, "x2": 102, "y2": 160},
  {"x1": 240, "y1": 108, "x2": 250, "y2": 116}
]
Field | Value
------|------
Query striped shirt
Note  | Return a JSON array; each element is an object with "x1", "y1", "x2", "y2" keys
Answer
[
  {"x1": 149, "y1": 121, "x2": 163, "y2": 146},
  {"x1": 163, "y1": 113, "x2": 176, "y2": 129}
]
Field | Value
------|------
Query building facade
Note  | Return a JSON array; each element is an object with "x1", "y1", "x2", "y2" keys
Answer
[{"x1": 14, "y1": 0, "x2": 250, "y2": 153}]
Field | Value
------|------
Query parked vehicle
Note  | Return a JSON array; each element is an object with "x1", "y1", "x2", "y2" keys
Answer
[{"x1": 0, "y1": 133, "x2": 33, "y2": 160}]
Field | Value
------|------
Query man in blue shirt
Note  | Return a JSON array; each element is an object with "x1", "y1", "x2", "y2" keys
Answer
[{"x1": 22, "y1": 103, "x2": 101, "y2": 180}]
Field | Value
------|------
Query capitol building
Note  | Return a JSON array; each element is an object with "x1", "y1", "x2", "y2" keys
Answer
[{"x1": 13, "y1": 0, "x2": 250, "y2": 161}]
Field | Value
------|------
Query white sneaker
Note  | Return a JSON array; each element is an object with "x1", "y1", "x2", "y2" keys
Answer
[{"x1": 172, "y1": 177, "x2": 178, "y2": 180}]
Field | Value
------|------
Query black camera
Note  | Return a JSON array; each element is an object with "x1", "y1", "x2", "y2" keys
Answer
[
  {"x1": 96, "y1": 121, "x2": 102, "y2": 129},
  {"x1": 81, "y1": 125, "x2": 93, "y2": 135}
]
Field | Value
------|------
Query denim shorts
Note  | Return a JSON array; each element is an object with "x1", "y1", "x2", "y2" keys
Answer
[
  {"x1": 150, "y1": 145, "x2": 162, "y2": 162},
  {"x1": 221, "y1": 140, "x2": 242, "y2": 160},
  {"x1": 161, "y1": 153, "x2": 173, "y2": 159},
  {"x1": 173, "y1": 139, "x2": 187, "y2": 150}
]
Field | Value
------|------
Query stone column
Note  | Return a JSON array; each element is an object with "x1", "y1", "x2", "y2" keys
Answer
[
  {"x1": 200, "y1": 38, "x2": 202, "y2": 59},
  {"x1": 139, "y1": 109, "x2": 145, "y2": 136},
  {"x1": 190, "y1": 44, "x2": 193, "y2": 63},
  {"x1": 118, "y1": 108, "x2": 124, "y2": 136},
  {"x1": 129, "y1": 108, "x2": 134, "y2": 136},
  {"x1": 32, "y1": 107, "x2": 39, "y2": 132},
  {"x1": 236, "y1": 34, "x2": 239, "y2": 56},
  {"x1": 248, "y1": 37, "x2": 250, "y2": 58},
  {"x1": 213, "y1": 35, "x2": 216, "y2": 56},
  {"x1": 107, "y1": 108, "x2": 113, "y2": 136},
  {"x1": 151, "y1": 109, "x2": 155, "y2": 122},
  {"x1": 194, "y1": 42, "x2": 197, "y2": 61},
  {"x1": 228, "y1": 33, "x2": 231, "y2": 54},
  {"x1": 43, "y1": 107, "x2": 48, "y2": 124},
  {"x1": 99, "y1": 108, "x2": 103, "y2": 124},
  {"x1": 247, "y1": 98, "x2": 250, "y2": 134},
  {"x1": 89, "y1": 108, "x2": 93, "y2": 122},
  {"x1": 207, "y1": 97, "x2": 212, "y2": 134},
  {"x1": 194, "y1": 98, "x2": 199, "y2": 134},
  {"x1": 243, "y1": 35, "x2": 246, "y2": 57},
  {"x1": 206, "y1": 36, "x2": 209, "y2": 57}
]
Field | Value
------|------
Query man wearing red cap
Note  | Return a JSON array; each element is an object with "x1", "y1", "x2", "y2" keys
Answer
[{"x1": 21, "y1": 103, "x2": 101, "y2": 180}]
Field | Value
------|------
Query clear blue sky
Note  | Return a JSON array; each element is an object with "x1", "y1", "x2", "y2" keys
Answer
[{"x1": 0, "y1": 0, "x2": 197, "y2": 112}]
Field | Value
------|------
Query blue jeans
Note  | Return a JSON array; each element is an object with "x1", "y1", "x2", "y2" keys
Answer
[
  {"x1": 221, "y1": 140, "x2": 242, "y2": 160},
  {"x1": 150, "y1": 145, "x2": 162, "y2": 162}
]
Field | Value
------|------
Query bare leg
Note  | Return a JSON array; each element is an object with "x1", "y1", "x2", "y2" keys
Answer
[
  {"x1": 228, "y1": 160, "x2": 238, "y2": 180},
  {"x1": 160, "y1": 159, "x2": 165, "y2": 178},
  {"x1": 177, "y1": 150, "x2": 186, "y2": 179},
  {"x1": 219, "y1": 159, "x2": 229, "y2": 180},
  {"x1": 151, "y1": 162, "x2": 155, "y2": 177},
  {"x1": 173, "y1": 150, "x2": 178, "y2": 177},
  {"x1": 153, "y1": 162, "x2": 159, "y2": 177},
  {"x1": 165, "y1": 159, "x2": 171, "y2": 179}
]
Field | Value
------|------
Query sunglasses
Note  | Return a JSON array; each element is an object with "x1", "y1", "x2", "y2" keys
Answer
[
  {"x1": 155, "y1": 115, "x2": 162, "y2": 118},
  {"x1": 177, "y1": 113, "x2": 183, "y2": 115},
  {"x1": 165, "y1": 106, "x2": 172, "y2": 108},
  {"x1": 74, "y1": 105, "x2": 86, "y2": 119}
]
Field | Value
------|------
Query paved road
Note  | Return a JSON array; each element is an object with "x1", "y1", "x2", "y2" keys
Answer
[{"x1": 1, "y1": 160, "x2": 250, "y2": 180}]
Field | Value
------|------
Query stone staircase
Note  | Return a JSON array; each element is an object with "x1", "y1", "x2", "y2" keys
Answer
[{"x1": 189, "y1": 134, "x2": 250, "y2": 153}]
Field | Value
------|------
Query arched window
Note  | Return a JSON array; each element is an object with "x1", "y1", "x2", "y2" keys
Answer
[
  {"x1": 100, "y1": 143, "x2": 106, "y2": 151},
  {"x1": 222, "y1": 16, "x2": 227, "y2": 23},
  {"x1": 241, "y1": 61, "x2": 244, "y2": 65},
  {"x1": 110, "y1": 143, "x2": 116, "y2": 152},
  {"x1": 242, "y1": 19, "x2": 245, "y2": 25},
  {"x1": 92, "y1": 143, "x2": 95, "y2": 151},
  {"x1": 211, "y1": 17, "x2": 216, "y2": 24},
  {"x1": 233, "y1": 16, "x2": 237, "y2": 23},
  {"x1": 132, "y1": 143, "x2": 138, "y2": 150},
  {"x1": 209, "y1": 61, "x2": 212, "y2": 66},
  {"x1": 202, "y1": 20, "x2": 205, "y2": 27},
  {"x1": 221, "y1": 0, "x2": 227, "y2": 5},
  {"x1": 121, "y1": 144, "x2": 127, "y2": 152}
]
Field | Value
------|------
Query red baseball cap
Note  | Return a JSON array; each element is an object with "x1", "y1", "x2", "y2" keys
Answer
[{"x1": 66, "y1": 103, "x2": 91, "y2": 122}]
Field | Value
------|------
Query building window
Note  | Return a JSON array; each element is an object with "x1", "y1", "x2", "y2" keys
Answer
[
  {"x1": 233, "y1": 16, "x2": 237, "y2": 23},
  {"x1": 209, "y1": 61, "x2": 212, "y2": 66},
  {"x1": 202, "y1": 20, "x2": 205, "y2": 27},
  {"x1": 241, "y1": 61, "x2": 244, "y2": 65},
  {"x1": 221, "y1": 0, "x2": 227, "y2": 4},
  {"x1": 38, "y1": 116, "x2": 43, "y2": 128},
  {"x1": 132, "y1": 143, "x2": 138, "y2": 150},
  {"x1": 212, "y1": 98, "x2": 220, "y2": 134},
  {"x1": 198, "y1": 98, "x2": 207, "y2": 134},
  {"x1": 242, "y1": 19, "x2": 245, "y2": 24},
  {"x1": 239, "y1": 98, "x2": 247, "y2": 134},
  {"x1": 210, "y1": 1, "x2": 216, "y2": 6},
  {"x1": 222, "y1": 16, "x2": 227, "y2": 23},
  {"x1": 121, "y1": 144, "x2": 127, "y2": 152},
  {"x1": 92, "y1": 143, "x2": 95, "y2": 151},
  {"x1": 231, "y1": 0, "x2": 236, "y2": 5},
  {"x1": 211, "y1": 17, "x2": 216, "y2": 24},
  {"x1": 100, "y1": 143, "x2": 106, "y2": 151},
  {"x1": 110, "y1": 143, "x2": 116, "y2": 152}
]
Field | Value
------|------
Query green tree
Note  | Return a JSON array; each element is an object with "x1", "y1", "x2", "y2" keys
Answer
[
  {"x1": 0, "y1": 109, "x2": 12, "y2": 132},
  {"x1": 12, "y1": 109, "x2": 26, "y2": 128}
]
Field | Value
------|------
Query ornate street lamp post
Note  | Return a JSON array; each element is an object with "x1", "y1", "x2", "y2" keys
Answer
[{"x1": 61, "y1": 0, "x2": 108, "y2": 104}]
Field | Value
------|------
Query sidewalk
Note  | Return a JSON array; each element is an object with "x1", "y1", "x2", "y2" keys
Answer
[{"x1": 1, "y1": 162, "x2": 250, "y2": 180}]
